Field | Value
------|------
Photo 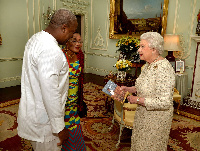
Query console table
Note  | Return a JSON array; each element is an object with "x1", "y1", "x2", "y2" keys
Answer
[{"x1": 175, "y1": 72, "x2": 188, "y2": 103}]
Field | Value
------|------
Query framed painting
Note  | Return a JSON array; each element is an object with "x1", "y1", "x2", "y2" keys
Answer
[
  {"x1": 175, "y1": 60, "x2": 185, "y2": 73},
  {"x1": 109, "y1": 0, "x2": 169, "y2": 39}
]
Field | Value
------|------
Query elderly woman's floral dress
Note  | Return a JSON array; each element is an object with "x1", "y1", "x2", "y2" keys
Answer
[{"x1": 131, "y1": 58, "x2": 175, "y2": 151}]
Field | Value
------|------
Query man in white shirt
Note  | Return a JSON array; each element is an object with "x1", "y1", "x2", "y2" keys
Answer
[{"x1": 17, "y1": 9, "x2": 77, "y2": 151}]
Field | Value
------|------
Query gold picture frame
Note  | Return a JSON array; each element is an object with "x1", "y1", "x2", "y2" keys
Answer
[{"x1": 109, "y1": 0, "x2": 169, "y2": 39}]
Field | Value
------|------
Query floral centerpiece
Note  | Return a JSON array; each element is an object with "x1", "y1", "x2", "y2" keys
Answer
[
  {"x1": 114, "y1": 59, "x2": 132, "y2": 71},
  {"x1": 116, "y1": 36, "x2": 140, "y2": 60},
  {"x1": 113, "y1": 59, "x2": 132, "y2": 81}
]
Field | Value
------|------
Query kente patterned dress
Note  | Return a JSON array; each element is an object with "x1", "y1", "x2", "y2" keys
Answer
[
  {"x1": 131, "y1": 58, "x2": 175, "y2": 151},
  {"x1": 61, "y1": 60, "x2": 86, "y2": 151}
]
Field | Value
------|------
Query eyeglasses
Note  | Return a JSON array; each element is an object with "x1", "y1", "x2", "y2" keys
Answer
[{"x1": 69, "y1": 40, "x2": 83, "y2": 44}]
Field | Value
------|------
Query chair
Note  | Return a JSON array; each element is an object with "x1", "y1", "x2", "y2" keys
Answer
[
  {"x1": 173, "y1": 88, "x2": 181, "y2": 114},
  {"x1": 108, "y1": 97, "x2": 137, "y2": 148}
]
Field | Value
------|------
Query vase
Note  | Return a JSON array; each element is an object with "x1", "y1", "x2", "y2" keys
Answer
[{"x1": 117, "y1": 70, "x2": 126, "y2": 82}]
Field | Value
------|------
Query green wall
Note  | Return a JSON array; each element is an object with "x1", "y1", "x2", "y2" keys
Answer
[
  {"x1": 0, "y1": 0, "x2": 199, "y2": 96},
  {"x1": 0, "y1": 0, "x2": 27, "y2": 87}
]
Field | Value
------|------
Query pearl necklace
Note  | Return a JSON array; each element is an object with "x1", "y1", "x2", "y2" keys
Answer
[{"x1": 151, "y1": 55, "x2": 160, "y2": 64}]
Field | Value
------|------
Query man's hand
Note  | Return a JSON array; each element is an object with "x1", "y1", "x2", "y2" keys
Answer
[{"x1": 57, "y1": 127, "x2": 69, "y2": 146}]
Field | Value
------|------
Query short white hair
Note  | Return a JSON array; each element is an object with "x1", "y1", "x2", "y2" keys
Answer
[{"x1": 140, "y1": 32, "x2": 164, "y2": 55}]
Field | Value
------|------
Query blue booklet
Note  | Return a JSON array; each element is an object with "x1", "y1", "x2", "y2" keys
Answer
[{"x1": 102, "y1": 80, "x2": 117, "y2": 96}]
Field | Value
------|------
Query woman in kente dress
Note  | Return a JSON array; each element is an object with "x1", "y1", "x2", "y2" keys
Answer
[{"x1": 61, "y1": 33, "x2": 86, "y2": 151}]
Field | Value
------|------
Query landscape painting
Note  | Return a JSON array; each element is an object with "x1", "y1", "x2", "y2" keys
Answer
[{"x1": 109, "y1": 0, "x2": 169, "y2": 39}]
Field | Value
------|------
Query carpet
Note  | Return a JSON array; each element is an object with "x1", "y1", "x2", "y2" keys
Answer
[
  {"x1": 83, "y1": 82, "x2": 110, "y2": 117},
  {"x1": 0, "y1": 99, "x2": 32, "y2": 151},
  {"x1": 0, "y1": 83, "x2": 200, "y2": 151},
  {"x1": 81, "y1": 117, "x2": 132, "y2": 151},
  {"x1": 168, "y1": 114, "x2": 200, "y2": 151}
]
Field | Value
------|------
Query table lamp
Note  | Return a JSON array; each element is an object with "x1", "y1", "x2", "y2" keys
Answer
[{"x1": 164, "y1": 34, "x2": 182, "y2": 61}]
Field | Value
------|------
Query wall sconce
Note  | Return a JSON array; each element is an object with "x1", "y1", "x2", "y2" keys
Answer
[
  {"x1": 42, "y1": 6, "x2": 55, "y2": 25},
  {"x1": 164, "y1": 34, "x2": 182, "y2": 61}
]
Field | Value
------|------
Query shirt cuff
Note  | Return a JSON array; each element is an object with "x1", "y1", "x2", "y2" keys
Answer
[{"x1": 50, "y1": 117, "x2": 65, "y2": 134}]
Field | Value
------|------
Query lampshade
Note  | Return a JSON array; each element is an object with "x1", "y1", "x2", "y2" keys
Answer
[{"x1": 164, "y1": 34, "x2": 182, "y2": 51}]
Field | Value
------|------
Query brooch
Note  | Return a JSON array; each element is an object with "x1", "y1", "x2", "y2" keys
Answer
[{"x1": 153, "y1": 65, "x2": 158, "y2": 69}]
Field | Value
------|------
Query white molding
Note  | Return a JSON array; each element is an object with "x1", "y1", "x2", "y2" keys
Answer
[
  {"x1": 0, "y1": 76, "x2": 21, "y2": 83},
  {"x1": 26, "y1": 0, "x2": 30, "y2": 39},
  {"x1": 190, "y1": 42, "x2": 200, "y2": 103},
  {"x1": 0, "y1": 58, "x2": 23, "y2": 62},
  {"x1": 90, "y1": 0, "x2": 109, "y2": 50},
  {"x1": 173, "y1": 0, "x2": 179, "y2": 34},
  {"x1": 93, "y1": 27, "x2": 105, "y2": 47},
  {"x1": 85, "y1": 52, "x2": 118, "y2": 59},
  {"x1": 60, "y1": 0, "x2": 89, "y2": 6},
  {"x1": 86, "y1": 66, "x2": 109, "y2": 74},
  {"x1": 191, "y1": 35, "x2": 200, "y2": 42},
  {"x1": 185, "y1": 65, "x2": 194, "y2": 69},
  {"x1": 60, "y1": 0, "x2": 89, "y2": 10},
  {"x1": 38, "y1": 0, "x2": 41, "y2": 31},
  {"x1": 183, "y1": 0, "x2": 196, "y2": 60},
  {"x1": 33, "y1": 0, "x2": 36, "y2": 34}
]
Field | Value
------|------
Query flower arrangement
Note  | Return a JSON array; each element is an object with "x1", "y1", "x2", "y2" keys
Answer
[
  {"x1": 116, "y1": 36, "x2": 140, "y2": 54},
  {"x1": 114, "y1": 59, "x2": 132, "y2": 71}
]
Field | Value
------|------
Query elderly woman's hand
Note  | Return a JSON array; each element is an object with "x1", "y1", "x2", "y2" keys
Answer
[
  {"x1": 111, "y1": 86, "x2": 125, "y2": 102},
  {"x1": 127, "y1": 95, "x2": 137, "y2": 104},
  {"x1": 121, "y1": 86, "x2": 128, "y2": 92},
  {"x1": 121, "y1": 86, "x2": 137, "y2": 94},
  {"x1": 127, "y1": 95, "x2": 145, "y2": 106}
]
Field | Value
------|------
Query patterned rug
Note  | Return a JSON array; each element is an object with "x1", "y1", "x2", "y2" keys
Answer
[
  {"x1": 83, "y1": 82, "x2": 110, "y2": 117},
  {"x1": 0, "y1": 99, "x2": 32, "y2": 151},
  {"x1": 168, "y1": 114, "x2": 200, "y2": 151},
  {"x1": 81, "y1": 115, "x2": 200, "y2": 151},
  {"x1": 81, "y1": 117, "x2": 132, "y2": 151},
  {"x1": 0, "y1": 83, "x2": 200, "y2": 151}
]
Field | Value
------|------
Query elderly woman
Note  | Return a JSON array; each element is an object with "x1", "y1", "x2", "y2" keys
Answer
[{"x1": 114, "y1": 32, "x2": 175, "y2": 151}]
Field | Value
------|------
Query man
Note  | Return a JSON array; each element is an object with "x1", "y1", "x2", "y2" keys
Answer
[{"x1": 17, "y1": 9, "x2": 77, "y2": 151}]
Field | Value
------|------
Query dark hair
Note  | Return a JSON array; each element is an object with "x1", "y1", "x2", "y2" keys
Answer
[
  {"x1": 49, "y1": 9, "x2": 77, "y2": 28},
  {"x1": 73, "y1": 32, "x2": 81, "y2": 36}
]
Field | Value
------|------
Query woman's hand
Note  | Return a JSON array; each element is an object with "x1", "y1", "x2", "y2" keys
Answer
[
  {"x1": 111, "y1": 86, "x2": 125, "y2": 102},
  {"x1": 127, "y1": 96, "x2": 145, "y2": 106},
  {"x1": 121, "y1": 86, "x2": 136, "y2": 94},
  {"x1": 127, "y1": 95, "x2": 137, "y2": 104},
  {"x1": 120, "y1": 86, "x2": 128, "y2": 92}
]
